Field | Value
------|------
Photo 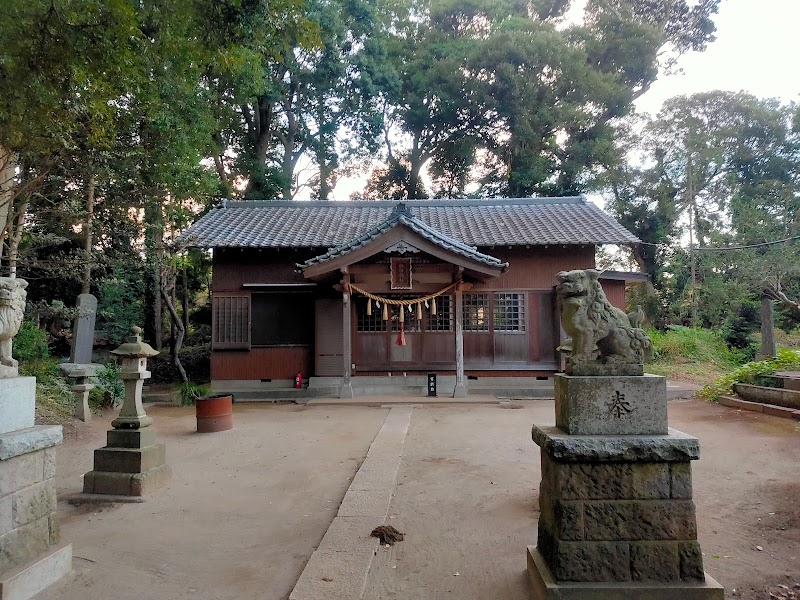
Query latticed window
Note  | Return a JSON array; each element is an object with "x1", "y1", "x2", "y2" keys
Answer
[
  {"x1": 427, "y1": 295, "x2": 452, "y2": 332},
  {"x1": 391, "y1": 301, "x2": 422, "y2": 332},
  {"x1": 493, "y1": 292, "x2": 525, "y2": 332},
  {"x1": 356, "y1": 298, "x2": 387, "y2": 332},
  {"x1": 463, "y1": 293, "x2": 490, "y2": 331},
  {"x1": 212, "y1": 295, "x2": 251, "y2": 349}
]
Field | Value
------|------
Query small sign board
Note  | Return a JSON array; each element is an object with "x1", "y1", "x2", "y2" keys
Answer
[
  {"x1": 391, "y1": 257, "x2": 412, "y2": 289},
  {"x1": 427, "y1": 373, "x2": 437, "y2": 397}
]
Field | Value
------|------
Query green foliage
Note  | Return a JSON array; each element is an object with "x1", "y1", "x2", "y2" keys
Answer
[
  {"x1": 700, "y1": 349, "x2": 800, "y2": 401},
  {"x1": 96, "y1": 363, "x2": 125, "y2": 407},
  {"x1": 180, "y1": 381, "x2": 211, "y2": 406},
  {"x1": 601, "y1": 91, "x2": 800, "y2": 332},
  {"x1": 13, "y1": 322, "x2": 49, "y2": 361},
  {"x1": 644, "y1": 326, "x2": 753, "y2": 385},
  {"x1": 648, "y1": 326, "x2": 749, "y2": 366},
  {"x1": 722, "y1": 303, "x2": 759, "y2": 360},
  {"x1": 19, "y1": 358, "x2": 74, "y2": 422},
  {"x1": 98, "y1": 266, "x2": 145, "y2": 346}
]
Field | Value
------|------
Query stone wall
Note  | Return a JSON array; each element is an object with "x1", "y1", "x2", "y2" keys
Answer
[
  {"x1": 537, "y1": 453, "x2": 705, "y2": 583},
  {"x1": 0, "y1": 446, "x2": 60, "y2": 573}
]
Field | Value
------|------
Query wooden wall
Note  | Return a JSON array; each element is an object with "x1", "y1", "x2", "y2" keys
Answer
[
  {"x1": 600, "y1": 279, "x2": 626, "y2": 310},
  {"x1": 212, "y1": 248, "x2": 320, "y2": 291},
  {"x1": 211, "y1": 347, "x2": 310, "y2": 380},
  {"x1": 210, "y1": 245, "x2": 612, "y2": 379}
]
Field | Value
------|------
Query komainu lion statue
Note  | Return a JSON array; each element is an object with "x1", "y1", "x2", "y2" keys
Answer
[
  {"x1": 0, "y1": 277, "x2": 28, "y2": 372},
  {"x1": 556, "y1": 269, "x2": 652, "y2": 375}
]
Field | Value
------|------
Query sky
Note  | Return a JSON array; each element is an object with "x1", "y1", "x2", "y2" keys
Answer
[{"x1": 628, "y1": 0, "x2": 800, "y2": 115}]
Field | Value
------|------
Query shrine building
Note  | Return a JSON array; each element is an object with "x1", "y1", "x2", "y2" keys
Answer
[{"x1": 177, "y1": 197, "x2": 643, "y2": 398}]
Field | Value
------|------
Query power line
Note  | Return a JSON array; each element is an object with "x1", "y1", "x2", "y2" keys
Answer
[{"x1": 634, "y1": 233, "x2": 800, "y2": 251}]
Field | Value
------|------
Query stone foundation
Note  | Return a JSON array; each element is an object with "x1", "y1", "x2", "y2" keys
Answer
[
  {"x1": 78, "y1": 427, "x2": 171, "y2": 501},
  {"x1": 529, "y1": 374, "x2": 723, "y2": 599},
  {"x1": 0, "y1": 426, "x2": 71, "y2": 600},
  {"x1": 535, "y1": 439, "x2": 704, "y2": 584}
]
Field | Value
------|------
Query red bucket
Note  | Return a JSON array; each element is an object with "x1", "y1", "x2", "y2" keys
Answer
[{"x1": 196, "y1": 394, "x2": 233, "y2": 433}]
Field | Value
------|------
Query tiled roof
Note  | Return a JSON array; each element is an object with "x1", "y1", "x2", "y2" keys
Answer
[
  {"x1": 301, "y1": 204, "x2": 508, "y2": 269},
  {"x1": 176, "y1": 197, "x2": 640, "y2": 248}
]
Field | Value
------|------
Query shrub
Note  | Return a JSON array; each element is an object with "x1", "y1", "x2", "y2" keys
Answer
[
  {"x1": 19, "y1": 358, "x2": 74, "y2": 421},
  {"x1": 14, "y1": 322, "x2": 49, "y2": 362},
  {"x1": 722, "y1": 303, "x2": 759, "y2": 361},
  {"x1": 148, "y1": 345, "x2": 210, "y2": 384},
  {"x1": 88, "y1": 363, "x2": 125, "y2": 409},
  {"x1": 180, "y1": 381, "x2": 211, "y2": 406},
  {"x1": 647, "y1": 326, "x2": 746, "y2": 366},
  {"x1": 699, "y1": 348, "x2": 800, "y2": 401}
]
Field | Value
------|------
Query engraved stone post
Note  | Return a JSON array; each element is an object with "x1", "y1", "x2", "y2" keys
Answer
[{"x1": 69, "y1": 293, "x2": 97, "y2": 365}]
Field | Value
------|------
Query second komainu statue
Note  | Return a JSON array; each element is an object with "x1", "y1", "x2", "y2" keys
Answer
[{"x1": 556, "y1": 269, "x2": 652, "y2": 376}]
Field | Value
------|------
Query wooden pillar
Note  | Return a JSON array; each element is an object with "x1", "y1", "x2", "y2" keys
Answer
[
  {"x1": 340, "y1": 270, "x2": 354, "y2": 398},
  {"x1": 454, "y1": 277, "x2": 467, "y2": 398}
]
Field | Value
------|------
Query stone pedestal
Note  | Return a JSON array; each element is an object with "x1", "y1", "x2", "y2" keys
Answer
[
  {"x1": 528, "y1": 373, "x2": 723, "y2": 599},
  {"x1": 60, "y1": 364, "x2": 102, "y2": 423},
  {"x1": 0, "y1": 379, "x2": 72, "y2": 600},
  {"x1": 80, "y1": 429, "x2": 171, "y2": 501},
  {"x1": 75, "y1": 327, "x2": 170, "y2": 502}
]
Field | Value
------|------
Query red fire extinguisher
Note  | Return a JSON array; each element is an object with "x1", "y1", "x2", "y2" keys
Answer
[{"x1": 295, "y1": 372, "x2": 303, "y2": 389}]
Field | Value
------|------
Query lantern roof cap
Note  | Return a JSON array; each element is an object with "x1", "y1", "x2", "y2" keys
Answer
[{"x1": 110, "y1": 326, "x2": 159, "y2": 358}]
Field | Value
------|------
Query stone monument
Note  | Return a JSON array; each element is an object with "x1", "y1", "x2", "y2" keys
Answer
[
  {"x1": 68, "y1": 293, "x2": 96, "y2": 365},
  {"x1": 527, "y1": 269, "x2": 723, "y2": 599},
  {"x1": 0, "y1": 277, "x2": 72, "y2": 600},
  {"x1": 60, "y1": 294, "x2": 100, "y2": 422},
  {"x1": 77, "y1": 327, "x2": 171, "y2": 501}
]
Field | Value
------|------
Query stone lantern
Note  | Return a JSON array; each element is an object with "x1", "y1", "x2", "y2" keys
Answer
[
  {"x1": 110, "y1": 326, "x2": 158, "y2": 429},
  {"x1": 78, "y1": 327, "x2": 171, "y2": 501}
]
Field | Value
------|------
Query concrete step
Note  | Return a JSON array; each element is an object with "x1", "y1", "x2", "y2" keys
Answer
[
  {"x1": 719, "y1": 395, "x2": 800, "y2": 420},
  {"x1": 733, "y1": 383, "x2": 800, "y2": 410}
]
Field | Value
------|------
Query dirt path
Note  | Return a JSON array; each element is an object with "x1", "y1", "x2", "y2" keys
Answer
[
  {"x1": 39, "y1": 403, "x2": 388, "y2": 600},
  {"x1": 670, "y1": 399, "x2": 800, "y2": 599},
  {"x1": 34, "y1": 398, "x2": 800, "y2": 600},
  {"x1": 362, "y1": 400, "x2": 800, "y2": 600},
  {"x1": 362, "y1": 403, "x2": 541, "y2": 600}
]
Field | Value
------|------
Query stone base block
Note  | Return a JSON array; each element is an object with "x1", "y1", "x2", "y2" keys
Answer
[
  {"x1": 92, "y1": 443, "x2": 165, "y2": 473},
  {"x1": 0, "y1": 378, "x2": 36, "y2": 436},
  {"x1": 107, "y1": 428, "x2": 156, "y2": 449},
  {"x1": 0, "y1": 542, "x2": 72, "y2": 600},
  {"x1": 531, "y1": 426, "x2": 699, "y2": 463},
  {"x1": 527, "y1": 546, "x2": 724, "y2": 600},
  {"x1": 81, "y1": 463, "x2": 171, "y2": 500},
  {"x1": 555, "y1": 374, "x2": 667, "y2": 436}
]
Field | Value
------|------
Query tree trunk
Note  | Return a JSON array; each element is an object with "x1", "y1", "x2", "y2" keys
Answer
[
  {"x1": 760, "y1": 294, "x2": 776, "y2": 359},
  {"x1": 0, "y1": 147, "x2": 15, "y2": 247},
  {"x1": 144, "y1": 199, "x2": 164, "y2": 349},
  {"x1": 408, "y1": 152, "x2": 426, "y2": 199},
  {"x1": 181, "y1": 263, "x2": 190, "y2": 333},
  {"x1": 170, "y1": 274, "x2": 177, "y2": 361},
  {"x1": 81, "y1": 174, "x2": 96, "y2": 294},
  {"x1": 7, "y1": 184, "x2": 29, "y2": 279},
  {"x1": 318, "y1": 158, "x2": 331, "y2": 201},
  {"x1": 160, "y1": 275, "x2": 187, "y2": 384}
]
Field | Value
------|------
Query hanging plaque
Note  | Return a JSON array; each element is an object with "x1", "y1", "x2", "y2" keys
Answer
[{"x1": 391, "y1": 257, "x2": 412, "y2": 289}]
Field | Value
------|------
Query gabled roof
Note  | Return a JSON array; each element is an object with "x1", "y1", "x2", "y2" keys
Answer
[
  {"x1": 301, "y1": 204, "x2": 508, "y2": 272},
  {"x1": 176, "y1": 197, "x2": 640, "y2": 249}
]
